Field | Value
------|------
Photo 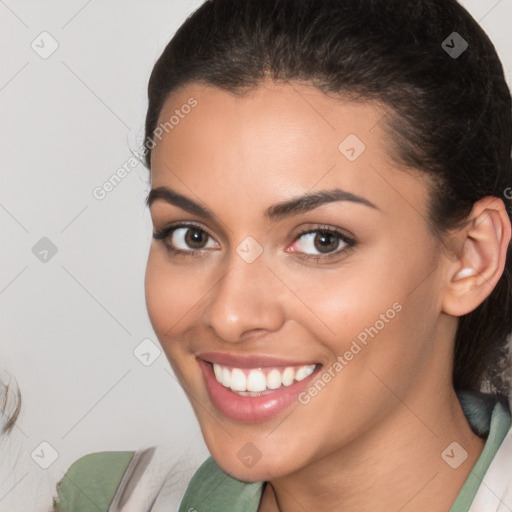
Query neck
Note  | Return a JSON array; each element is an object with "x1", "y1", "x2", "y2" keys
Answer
[{"x1": 258, "y1": 387, "x2": 486, "y2": 512}]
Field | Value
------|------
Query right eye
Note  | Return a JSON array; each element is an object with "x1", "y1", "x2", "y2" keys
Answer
[{"x1": 153, "y1": 222, "x2": 219, "y2": 256}]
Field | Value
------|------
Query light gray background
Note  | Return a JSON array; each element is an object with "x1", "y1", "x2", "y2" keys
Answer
[{"x1": 1, "y1": 1, "x2": 511, "y2": 510}]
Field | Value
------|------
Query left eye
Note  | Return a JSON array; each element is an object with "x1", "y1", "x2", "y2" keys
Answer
[{"x1": 290, "y1": 228, "x2": 354, "y2": 256}]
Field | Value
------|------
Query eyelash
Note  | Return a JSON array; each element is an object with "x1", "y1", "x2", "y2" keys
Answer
[{"x1": 152, "y1": 222, "x2": 357, "y2": 262}]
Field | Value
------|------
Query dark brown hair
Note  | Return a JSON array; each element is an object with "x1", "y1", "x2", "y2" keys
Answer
[
  {"x1": 1, "y1": 373, "x2": 21, "y2": 435},
  {"x1": 142, "y1": 0, "x2": 512, "y2": 400}
]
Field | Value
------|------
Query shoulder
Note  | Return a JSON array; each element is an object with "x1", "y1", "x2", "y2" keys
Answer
[
  {"x1": 53, "y1": 450, "x2": 137, "y2": 511},
  {"x1": 470, "y1": 404, "x2": 512, "y2": 510},
  {"x1": 52, "y1": 441, "x2": 210, "y2": 512}
]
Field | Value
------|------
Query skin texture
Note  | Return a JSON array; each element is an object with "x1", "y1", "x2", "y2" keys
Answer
[{"x1": 145, "y1": 81, "x2": 511, "y2": 511}]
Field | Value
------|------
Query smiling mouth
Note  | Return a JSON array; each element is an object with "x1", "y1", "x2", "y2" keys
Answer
[
  {"x1": 208, "y1": 361, "x2": 320, "y2": 397},
  {"x1": 198, "y1": 357, "x2": 323, "y2": 422}
]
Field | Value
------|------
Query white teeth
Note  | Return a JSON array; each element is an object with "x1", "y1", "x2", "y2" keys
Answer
[
  {"x1": 267, "y1": 369, "x2": 282, "y2": 389},
  {"x1": 211, "y1": 363, "x2": 317, "y2": 394},
  {"x1": 295, "y1": 365, "x2": 315, "y2": 381},
  {"x1": 246, "y1": 369, "x2": 267, "y2": 392},
  {"x1": 213, "y1": 364, "x2": 223, "y2": 382},
  {"x1": 282, "y1": 367, "x2": 295, "y2": 386},
  {"x1": 230, "y1": 368, "x2": 246, "y2": 391},
  {"x1": 221, "y1": 367, "x2": 231, "y2": 388}
]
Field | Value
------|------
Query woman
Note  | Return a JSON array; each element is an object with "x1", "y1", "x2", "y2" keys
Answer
[{"x1": 52, "y1": 0, "x2": 512, "y2": 510}]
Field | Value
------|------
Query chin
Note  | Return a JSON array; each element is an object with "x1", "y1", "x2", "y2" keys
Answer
[
  {"x1": 208, "y1": 442, "x2": 299, "y2": 483},
  {"x1": 214, "y1": 456, "x2": 279, "y2": 483}
]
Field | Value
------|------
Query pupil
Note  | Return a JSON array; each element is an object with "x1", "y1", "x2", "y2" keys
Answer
[
  {"x1": 315, "y1": 231, "x2": 337, "y2": 253},
  {"x1": 186, "y1": 228, "x2": 205, "y2": 248}
]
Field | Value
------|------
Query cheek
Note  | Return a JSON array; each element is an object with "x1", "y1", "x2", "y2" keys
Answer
[
  {"x1": 278, "y1": 257, "x2": 399, "y2": 349},
  {"x1": 286, "y1": 241, "x2": 436, "y2": 363},
  {"x1": 144, "y1": 247, "x2": 198, "y2": 339}
]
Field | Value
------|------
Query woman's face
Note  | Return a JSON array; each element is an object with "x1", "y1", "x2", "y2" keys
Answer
[{"x1": 145, "y1": 81, "x2": 454, "y2": 481}]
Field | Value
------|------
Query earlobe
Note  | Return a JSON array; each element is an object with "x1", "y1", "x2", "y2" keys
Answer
[{"x1": 441, "y1": 197, "x2": 511, "y2": 317}]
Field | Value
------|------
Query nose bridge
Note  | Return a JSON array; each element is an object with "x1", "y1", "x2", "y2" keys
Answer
[{"x1": 200, "y1": 238, "x2": 284, "y2": 342}]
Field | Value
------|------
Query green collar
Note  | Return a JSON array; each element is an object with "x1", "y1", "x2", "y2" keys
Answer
[
  {"x1": 449, "y1": 394, "x2": 511, "y2": 511},
  {"x1": 178, "y1": 456, "x2": 263, "y2": 512}
]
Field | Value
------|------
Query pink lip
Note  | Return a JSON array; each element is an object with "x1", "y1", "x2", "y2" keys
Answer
[
  {"x1": 197, "y1": 351, "x2": 317, "y2": 368},
  {"x1": 198, "y1": 358, "x2": 321, "y2": 423}
]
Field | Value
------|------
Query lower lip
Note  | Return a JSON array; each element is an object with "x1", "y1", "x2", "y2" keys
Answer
[{"x1": 198, "y1": 359, "x2": 321, "y2": 423}]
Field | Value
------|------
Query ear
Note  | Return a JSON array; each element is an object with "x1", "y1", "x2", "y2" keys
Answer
[{"x1": 441, "y1": 196, "x2": 511, "y2": 317}]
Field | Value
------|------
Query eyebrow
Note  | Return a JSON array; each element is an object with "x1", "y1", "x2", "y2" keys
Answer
[{"x1": 146, "y1": 186, "x2": 379, "y2": 222}]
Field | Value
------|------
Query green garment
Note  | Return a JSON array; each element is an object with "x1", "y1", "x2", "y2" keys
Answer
[
  {"x1": 53, "y1": 451, "x2": 134, "y2": 511},
  {"x1": 448, "y1": 398, "x2": 510, "y2": 510}
]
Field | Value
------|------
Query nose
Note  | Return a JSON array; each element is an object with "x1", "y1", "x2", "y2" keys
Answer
[{"x1": 200, "y1": 246, "x2": 286, "y2": 343}]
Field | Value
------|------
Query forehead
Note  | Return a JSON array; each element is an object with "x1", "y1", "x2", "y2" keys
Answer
[
  {"x1": 150, "y1": 81, "x2": 431, "y2": 222},
  {"x1": 152, "y1": 81, "x2": 387, "y2": 168}
]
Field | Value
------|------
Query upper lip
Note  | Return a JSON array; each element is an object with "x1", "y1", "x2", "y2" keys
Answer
[{"x1": 197, "y1": 351, "x2": 319, "y2": 368}]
